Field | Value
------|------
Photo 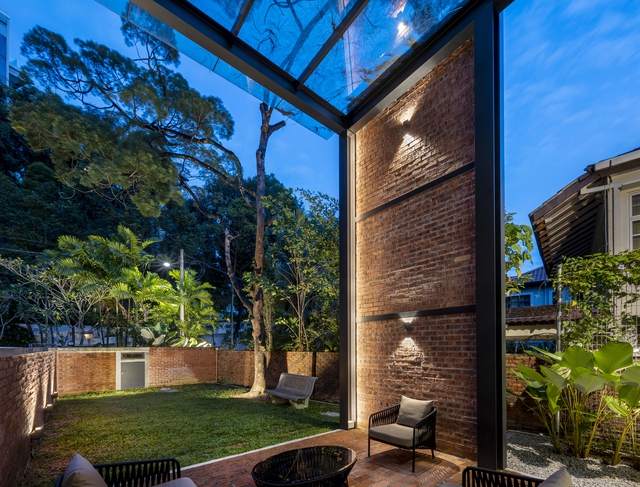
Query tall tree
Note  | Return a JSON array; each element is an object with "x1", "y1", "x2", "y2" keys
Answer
[{"x1": 12, "y1": 25, "x2": 283, "y2": 393}]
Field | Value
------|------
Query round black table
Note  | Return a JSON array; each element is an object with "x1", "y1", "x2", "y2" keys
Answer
[{"x1": 251, "y1": 445, "x2": 357, "y2": 487}]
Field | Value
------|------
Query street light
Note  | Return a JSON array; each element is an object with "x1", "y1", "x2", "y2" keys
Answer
[{"x1": 164, "y1": 250, "x2": 185, "y2": 323}]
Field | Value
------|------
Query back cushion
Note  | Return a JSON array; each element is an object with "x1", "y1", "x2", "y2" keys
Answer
[
  {"x1": 61, "y1": 453, "x2": 108, "y2": 487},
  {"x1": 396, "y1": 396, "x2": 433, "y2": 427}
]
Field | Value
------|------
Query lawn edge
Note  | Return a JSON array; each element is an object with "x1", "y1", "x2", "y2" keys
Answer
[{"x1": 181, "y1": 429, "x2": 343, "y2": 471}]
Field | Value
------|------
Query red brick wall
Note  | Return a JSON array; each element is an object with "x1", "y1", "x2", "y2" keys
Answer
[
  {"x1": 506, "y1": 354, "x2": 549, "y2": 433},
  {"x1": 54, "y1": 348, "x2": 339, "y2": 403},
  {"x1": 0, "y1": 349, "x2": 56, "y2": 487},
  {"x1": 149, "y1": 348, "x2": 216, "y2": 386},
  {"x1": 218, "y1": 350, "x2": 339, "y2": 403},
  {"x1": 57, "y1": 350, "x2": 116, "y2": 395},
  {"x1": 355, "y1": 40, "x2": 477, "y2": 460}
]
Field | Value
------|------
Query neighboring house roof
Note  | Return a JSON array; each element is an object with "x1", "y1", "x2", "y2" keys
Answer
[
  {"x1": 507, "y1": 266, "x2": 548, "y2": 287},
  {"x1": 521, "y1": 266, "x2": 547, "y2": 284},
  {"x1": 529, "y1": 147, "x2": 640, "y2": 274},
  {"x1": 506, "y1": 305, "x2": 556, "y2": 325}
]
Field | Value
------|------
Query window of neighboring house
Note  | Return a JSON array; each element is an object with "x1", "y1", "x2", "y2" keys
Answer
[
  {"x1": 506, "y1": 294, "x2": 531, "y2": 308},
  {"x1": 631, "y1": 194, "x2": 640, "y2": 250}
]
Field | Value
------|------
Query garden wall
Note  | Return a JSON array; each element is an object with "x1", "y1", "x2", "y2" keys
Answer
[
  {"x1": 56, "y1": 348, "x2": 340, "y2": 403},
  {"x1": 217, "y1": 350, "x2": 339, "y2": 403},
  {"x1": 0, "y1": 348, "x2": 57, "y2": 487},
  {"x1": 505, "y1": 353, "x2": 546, "y2": 432}
]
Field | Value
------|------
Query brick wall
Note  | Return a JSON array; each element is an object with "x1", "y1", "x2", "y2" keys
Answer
[
  {"x1": 57, "y1": 349, "x2": 116, "y2": 395},
  {"x1": 149, "y1": 348, "x2": 216, "y2": 386},
  {"x1": 355, "y1": 40, "x2": 477, "y2": 460},
  {"x1": 218, "y1": 350, "x2": 339, "y2": 403},
  {"x1": 54, "y1": 348, "x2": 339, "y2": 403},
  {"x1": 0, "y1": 349, "x2": 56, "y2": 487},
  {"x1": 505, "y1": 353, "x2": 546, "y2": 433}
]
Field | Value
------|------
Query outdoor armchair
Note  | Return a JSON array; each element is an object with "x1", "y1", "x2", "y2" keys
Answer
[
  {"x1": 53, "y1": 454, "x2": 195, "y2": 487},
  {"x1": 367, "y1": 396, "x2": 436, "y2": 472},
  {"x1": 440, "y1": 466, "x2": 569, "y2": 487}
]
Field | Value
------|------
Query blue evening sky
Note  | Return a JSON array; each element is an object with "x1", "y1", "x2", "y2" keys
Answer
[{"x1": 2, "y1": 0, "x2": 640, "y2": 272}]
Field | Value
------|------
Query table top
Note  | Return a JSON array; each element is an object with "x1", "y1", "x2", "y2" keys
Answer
[{"x1": 251, "y1": 445, "x2": 357, "y2": 486}]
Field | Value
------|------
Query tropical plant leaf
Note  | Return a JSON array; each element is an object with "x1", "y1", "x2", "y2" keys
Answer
[
  {"x1": 573, "y1": 373, "x2": 607, "y2": 395},
  {"x1": 594, "y1": 341, "x2": 633, "y2": 374}
]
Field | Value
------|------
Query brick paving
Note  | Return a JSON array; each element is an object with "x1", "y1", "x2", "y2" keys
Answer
[{"x1": 182, "y1": 429, "x2": 474, "y2": 486}]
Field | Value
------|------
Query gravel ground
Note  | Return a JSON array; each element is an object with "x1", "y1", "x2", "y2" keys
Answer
[{"x1": 507, "y1": 431, "x2": 640, "y2": 486}]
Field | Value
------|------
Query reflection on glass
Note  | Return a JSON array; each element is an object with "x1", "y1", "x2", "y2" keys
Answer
[
  {"x1": 188, "y1": 0, "x2": 244, "y2": 31},
  {"x1": 238, "y1": 0, "x2": 358, "y2": 78},
  {"x1": 129, "y1": 5, "x2": 218, "y2": 70},
  {"x1": 215, "y1": 61, "x2": 333, "y2": 139},
  {"x1": 306, "y1": 0, "x2": 468, "y2": 113},
  {"x1": 96, "y1": 0, "x2": 336, "y2": 138},
  {"x1": 94, "y1": 0, "x2": 130, "y2": 18}
]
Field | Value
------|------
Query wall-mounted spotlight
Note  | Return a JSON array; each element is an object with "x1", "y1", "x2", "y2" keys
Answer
[
  {"x1": 402, "y1": 316, "x2": 415, "y2": 333},
  {"x1": 402, "y1": 120, "x2": 411, "y2": 135}
]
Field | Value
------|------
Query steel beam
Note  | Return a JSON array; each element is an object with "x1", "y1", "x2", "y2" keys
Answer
[
  {"x1": 474, "y1": 1, "x2": 506, "y2": 470},
  {"x1": 131, "y1": 0, "x2": 347, "y2": 135},
  {"x1": 295, "y1": 0, "x2": 370, "y2": 89},
  {"x1": 339, "y1": 130, "x2": 357, "y2": 430}
]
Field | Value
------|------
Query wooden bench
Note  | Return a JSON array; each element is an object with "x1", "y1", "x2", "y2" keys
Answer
[{"x1": 264, "y1": 372, "x2": 317, "y2": 409}]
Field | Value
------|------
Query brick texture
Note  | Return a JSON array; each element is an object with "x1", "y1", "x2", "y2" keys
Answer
[
  {"x1": 149, "y1": 348, "x2": 216, "y2": 386},
  {"x1": 355, "y1": 40, "x2": 477, "y2": 460},
  {"x1": 218, "y1": 351, "x2": 339, "y2": 404},
  {"x1": 505, "y1": 354, "x2": 546, "y2": 433},
  {"x1": 57, "y1": 350, "x2": 116, "y2": 395},
  {"x1": 0, "y1": 349, "x2": 56, "y2": 487}
]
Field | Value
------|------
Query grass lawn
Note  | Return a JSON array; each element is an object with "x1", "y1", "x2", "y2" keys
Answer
[{"x1": 22, "y1": 383, "x2": 340, "y2": 487}]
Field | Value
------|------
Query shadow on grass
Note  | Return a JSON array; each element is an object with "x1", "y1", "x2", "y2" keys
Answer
[{"x1": 21, "y1": 384, "x2": 339, "y2": 487}]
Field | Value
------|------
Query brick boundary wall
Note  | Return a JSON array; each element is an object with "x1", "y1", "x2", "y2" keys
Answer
[
  {"x1": 505, "y1": 353, "x2": 546, "y2": 433},
  {"x1": 55, "y1": 348, "x2": 339, "y2": 403},
  {"x1": 217, "y1": 350, "x2": 340, "y2": 404},
  {"x1": 0, "y1": 349, "x2": 57, "y2": 487},
  {"x1": 354, "y1": 40, "x2": 477, "y2": 460},
  {"x1": 149, "y1": 348, "x2": 217, "y2": 386},
  {"x1": 58, "y1": 349, "x2": 116, "y2": 395}
]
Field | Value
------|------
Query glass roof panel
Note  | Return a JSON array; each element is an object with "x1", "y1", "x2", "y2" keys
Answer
[
  {"x1": 186, "y1": 0, "x2": 244, "y2": 31},
  {"x1": 97, "y1": 1, "x2": 333, "y2": 138},
  {"x1": 128, "y1": 4, "x2": 219, "y2": 70},
  {"x1": 305, "y1": 0, "x2": 468, "y2": 113},
  {"x1": 238, "y1": 0, "x2": 357, "y2": 79},
  {"x1": 214, "y1": 60, "x2": 332, "y2": 138}
]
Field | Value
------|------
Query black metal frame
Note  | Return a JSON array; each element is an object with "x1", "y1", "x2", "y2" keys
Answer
[
  {"x1": 474, "y1": 1, "x2": 506, "y2": 470},
  {"x1": 367, "y1": 405, "x2": 437, "y2": 473},
  {"x1": 53, "y1": 458, "x2": 182, "y2": 487},
  {"x1": 461, "y1": 466, "x2": 544, "y2": 487}
]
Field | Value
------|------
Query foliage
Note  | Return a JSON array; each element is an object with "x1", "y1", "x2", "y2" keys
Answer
[
  {"x1": 21, "y1": 384, "x2": 339, "y2": 487},
  {"x1": 553, "y1": 250, "x2": 640, "y2": 347},
  {"x1": 12, "y1": 25, "x2": 241, "y2": 218},
  {"x1": 259, "y1": 191, "x2": 339, "y2": 351},
  {"x1": 0, "y1": 226, "x2": 218, "y2": 346},
  {"x1": 505, "y1": 212, "x2": 534, "y2": 295},
  {"x1": 511, "y1": 341, "x2": 640, "y2": 463}
]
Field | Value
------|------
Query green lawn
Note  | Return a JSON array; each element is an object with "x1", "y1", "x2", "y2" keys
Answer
[{"x1": 22, "y1": 383, "x2": 340, "y2": 487}]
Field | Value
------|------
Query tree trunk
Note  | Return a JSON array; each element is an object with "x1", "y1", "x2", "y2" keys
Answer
[{"x1": 247, "y1": 103, "x2": 285, "y2": 395}]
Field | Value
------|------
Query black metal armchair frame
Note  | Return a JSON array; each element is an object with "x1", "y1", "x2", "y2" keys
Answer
[
  {"x1": 54, "y1": 458, "x2": 182, "y2": 487},
  {"x1": 367, "y1": 404, "x2": 437, "y2": 472},
  {"x1": 461, "y1": 466, "x2": 544, "y2": 487}
]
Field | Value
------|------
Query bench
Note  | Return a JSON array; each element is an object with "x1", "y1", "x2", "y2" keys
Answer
[{"x1": 264, "y1": 372, "x2": 317, "y2": 409}]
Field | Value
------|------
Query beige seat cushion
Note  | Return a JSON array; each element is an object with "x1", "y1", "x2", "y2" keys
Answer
[
  {"x1": 539, "y1": 468, "x2": 572, "y2": 486},
  {"x1": 61, "y1": 453, "x2": 108, "y2": 487},
  {"x1": 158, "y1": 478, "x2": 197, "y2": 487},
  {"x1": 396, "y1": 396, "x2": 433, "y2": 427},
  {"x1": 369, "y1": 423, "x2": 414, "y2": 447}
]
